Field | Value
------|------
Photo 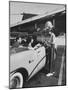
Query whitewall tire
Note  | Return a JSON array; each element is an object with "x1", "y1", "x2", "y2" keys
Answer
[{"x1": 10, "y1": 72, "x2": 23, "y2": 89}]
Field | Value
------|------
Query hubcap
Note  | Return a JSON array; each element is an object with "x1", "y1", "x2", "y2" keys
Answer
[
  {"x1": 10, "y1": 73, "x2": 23, "y2": 89},
  {"x1": 10, "y1": 77, "x2": 20, "y2": 88}
]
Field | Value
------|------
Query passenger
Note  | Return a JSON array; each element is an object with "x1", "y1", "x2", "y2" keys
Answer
[
  {"x1": 28, "y1": 37, "x2": 34, "y2": 48},
  {"x1": 31, "y1": 35, "x2": 39, "y2": 47},
  {"x1": 42, "y1": 21, "x2": 56, "y2": 76},
  {"x1": 21, "y1": 38, "x2": 27, "y2": 46},
  {"x1": 13, "y1": 37, "x2": 22, "y2": 48}
]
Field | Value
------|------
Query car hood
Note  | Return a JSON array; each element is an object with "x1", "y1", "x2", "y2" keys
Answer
[{"x1": 10, "y1": 47, "x2": 30, "y2": 55}]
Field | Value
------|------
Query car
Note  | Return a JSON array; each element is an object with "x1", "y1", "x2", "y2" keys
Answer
[{"x1": 10, "y1": 44, "x2": 46, "y2": 88}]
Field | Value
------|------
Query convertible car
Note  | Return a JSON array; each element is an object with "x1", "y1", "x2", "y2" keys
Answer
[{"x1": 10, "y1": 44, "x2": 46, "y2": 88}]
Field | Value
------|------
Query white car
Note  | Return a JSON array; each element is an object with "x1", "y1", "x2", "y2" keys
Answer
[{"x1": 10, "y1": 44, "x2": 46, "y2": 88}]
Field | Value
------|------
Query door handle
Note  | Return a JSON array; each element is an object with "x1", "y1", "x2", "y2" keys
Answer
[
  {"x1": 38, "y1": 51, "x2": 41, "y2": 53},
  {"x1": 29, "y1": 60, "x2": 34, "y2": 63}
]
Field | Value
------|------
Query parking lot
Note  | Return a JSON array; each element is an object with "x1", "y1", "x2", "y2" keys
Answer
[{"x1": 24, "y1": 45, "x2": 66, "y2": 88}]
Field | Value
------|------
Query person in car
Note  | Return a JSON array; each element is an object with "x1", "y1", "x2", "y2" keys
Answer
[
  {"x1": 13, "y1": 37, "x2": 22, "y2": 48},
  {"x1": 27, "y1": 35, "x2": 40, "y2": 49},
  {"x1": 28, "y1": 37, "x2": 34, "y2": 48}
]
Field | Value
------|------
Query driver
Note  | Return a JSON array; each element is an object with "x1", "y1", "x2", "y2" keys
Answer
[{"x1": 13, "y1": 37, "x2": 22, "y2": 48}]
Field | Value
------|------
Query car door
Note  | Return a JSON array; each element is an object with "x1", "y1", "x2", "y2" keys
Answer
[
  {"x1": 36, "y1": 46, "x2": 46, "y2": 71},
  {"x1": 28, "y1": 49, "x2": 40, "y2": 78},
  {"x1": 29, "y1": 46, "x2": 46, "y2": 79}
]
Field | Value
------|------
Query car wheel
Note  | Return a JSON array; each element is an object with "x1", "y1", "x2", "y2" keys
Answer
[{"x1": 10, "y1": 72, "x2": 23, "y2": 89}]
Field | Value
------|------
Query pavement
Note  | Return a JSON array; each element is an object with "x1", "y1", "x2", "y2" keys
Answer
[{"x1": 24, "y1": 45, "x2": 66, "y2": 88}]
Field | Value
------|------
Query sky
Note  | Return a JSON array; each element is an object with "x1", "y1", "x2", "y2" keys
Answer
[{"x1": 10, "y1": 2, "x2": 65, "y2": 24}]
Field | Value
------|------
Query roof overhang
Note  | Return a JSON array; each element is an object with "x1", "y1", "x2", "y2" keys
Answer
[{"x1": 10, "y1": 7, "x2": 66, "y2": 28}]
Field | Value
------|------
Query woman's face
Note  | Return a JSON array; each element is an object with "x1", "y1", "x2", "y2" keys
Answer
[
  {"x1": 31, "y1": 38, "x2": 34, "y2": 43},
  {"x1": 45, "y1": 21, "x2": 53, "y2": 31},
  {"x1": 17, "y1": 37, "x2": 22, "y2": 43}
]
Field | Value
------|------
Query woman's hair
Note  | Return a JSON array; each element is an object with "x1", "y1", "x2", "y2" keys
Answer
[
  {"x1": 26, "y1": 36, "x2": 32, "y2": 44},
  {"x1": 16, "y1": 36, "x2": 22, "y2": 42},
  {"x1": 16, "y1": 37, "x2": 19, "y2": 41},
  {"x1": 45, "y1": 21, "x2": 53, "y2": 30}
]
